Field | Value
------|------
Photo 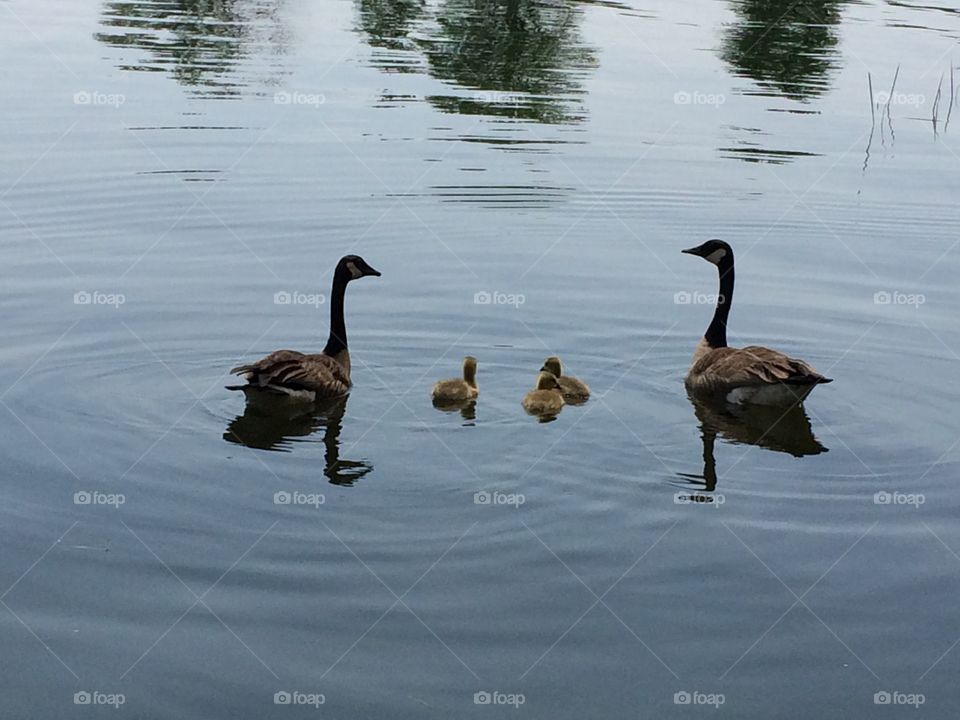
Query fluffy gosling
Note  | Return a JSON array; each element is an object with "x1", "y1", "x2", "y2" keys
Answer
[
  {"x1": 522, "y1": 371, "x2": 565, "y2": 417},
  {"x1": 432, "y1": 356, "x2": 479, "y2": 403},
  {"x1": 541, "y1": 356, "x2": 590, "y2": 401}
]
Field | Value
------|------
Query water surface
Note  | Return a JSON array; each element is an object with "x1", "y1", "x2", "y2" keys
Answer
[{"x1": 2, "y1": 0, "x2": 960, "y2": 717}]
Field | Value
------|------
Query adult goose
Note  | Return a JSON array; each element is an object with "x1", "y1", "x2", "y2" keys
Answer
[
  {"x1": 682, "y1": 240, "x2": 831, "y2": 406},
  {"x1": 228, "y1": 255, "x2": 380, "y2": 400}
]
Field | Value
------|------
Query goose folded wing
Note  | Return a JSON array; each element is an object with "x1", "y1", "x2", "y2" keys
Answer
[
  {"x1": 695, "y1": 346, "x2": 826, "y2": 387},
  {"x1": 231, "y1": 350, "x2": 351, "y2": 396}
]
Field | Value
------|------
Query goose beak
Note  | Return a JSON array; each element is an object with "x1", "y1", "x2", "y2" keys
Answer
[
  {"x1": 681, "y1": 246, "x2": 699, "y2": 256},
  {"x1": 367, "y1": 266, "x2": 382, "y2": 277}
]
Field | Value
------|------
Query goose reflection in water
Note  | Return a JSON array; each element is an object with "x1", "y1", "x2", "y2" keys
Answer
[
  {"x1": 224, "y1": 395, "x2": 373, "y2": 486},
  {"x1": 676, "y1": 393, "x2": 828, "y2": 497}
]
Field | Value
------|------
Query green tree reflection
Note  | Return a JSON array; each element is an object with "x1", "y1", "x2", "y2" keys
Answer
[
  {"x1": 721, "y1": 0, "x2": 848, "y2": 101},
  {"x1": 95, "y1": 0, "x2": 287, "y2": 97},
  {"x1": 356, "y1": 0, "x2": 597, "y2": 123},
  {"x1": 357, "y1": 0, "x2": 425, "y2": 60}
]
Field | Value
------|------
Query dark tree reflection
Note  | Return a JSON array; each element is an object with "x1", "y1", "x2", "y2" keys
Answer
[
  {"x1": 357, "y1": 0, "x2": 425, "y2": 58},
  {"x1": 96, "y1": 0, "x2": 288, "y2": 97},
  {"x1": 356, "y1": 0, "x2": 597, "y2": 123},
  {"x1": 721, "y1": 0, "x2": 849, "y2": 100}
]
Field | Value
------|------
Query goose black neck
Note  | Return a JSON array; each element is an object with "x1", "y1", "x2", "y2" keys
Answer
[
  {"x1": 705, "y1": 258, "x2": 734, "y2": 349},
  {"x1": 323, "y1": 271, "x2": 349, "y2": 356}
]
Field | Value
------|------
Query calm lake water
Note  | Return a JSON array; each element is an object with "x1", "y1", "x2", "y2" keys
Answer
[{"x1": 2, "y1": 0, "x2": 960, "y2": 717}]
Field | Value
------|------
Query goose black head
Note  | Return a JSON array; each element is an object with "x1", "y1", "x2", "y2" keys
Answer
[
  {"x1": 682, "y1": 240, "x2": 733, "y2": 267},
  {"x1": 338, "y1": 255, "x2": 381, "y2": 281}
]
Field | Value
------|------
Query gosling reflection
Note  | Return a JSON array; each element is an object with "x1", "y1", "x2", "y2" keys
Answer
[
  {"x1": 224, "y1": 395, "x2": 373, "y2": 485},
  {"x1": 431, "y1": 398, "x2": 478, "y2": 423},
  {"x1": 678, "y1": 394, "x2": 828, "y2": 494}
]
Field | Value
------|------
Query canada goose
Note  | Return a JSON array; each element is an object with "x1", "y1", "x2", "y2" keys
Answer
[
  {"x1": 432, "y1": 356, "x2": 479, "y2": 403},
  {"x1": 540, "y1": 356, "x2": 590, "y2": 401},
  {"x1": 228, "y1": 255, "x2": 380, "y2": 400},
  {"x1": 682, "y1": 240, "x2": 832, "y2": 406},
  {"x1": 522, "y1": 371, "x2": 565, "y2": 417}
]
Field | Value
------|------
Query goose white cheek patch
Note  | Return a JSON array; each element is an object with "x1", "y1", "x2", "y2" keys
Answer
[
  {"x1": 347, "y1": 262, "x2": 362, "y2": 279},
  {"x1": 706, "y1": 248, "x2": 727, "y2": 265}
]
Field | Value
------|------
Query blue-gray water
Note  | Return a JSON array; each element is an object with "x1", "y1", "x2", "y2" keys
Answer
[{"x1": 2, "y1": 0, "x2": 960, "y2": 717}]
